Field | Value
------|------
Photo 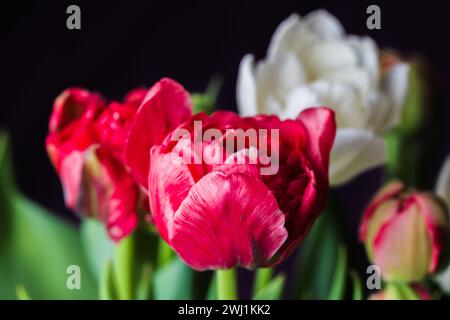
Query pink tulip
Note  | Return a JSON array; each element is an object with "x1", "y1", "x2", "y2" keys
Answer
[
  {"x1": 125, "y1": 80, "x2": 336, "y2": 270},
  {"x1": 46, "y1": 87, "x2": 147, "y2": 241},
  {"x1": 360, "y1": 181, "x2": 449, "y2": 282}
]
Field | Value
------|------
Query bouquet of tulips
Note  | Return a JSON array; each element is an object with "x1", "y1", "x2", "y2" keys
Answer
[{"x1": 1, "y1": 10, "x2": 449, "y2": 300}]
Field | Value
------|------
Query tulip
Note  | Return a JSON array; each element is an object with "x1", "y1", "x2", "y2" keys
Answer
[
  {"x1": 369, "y1": 283, "x2": 431, "y2": 300},
  {"x1": 360, "y1": 181, "x2": 449, "y2": 282},
  {"x1": 435, "y1": 157, "x2": 450, "y2": 293},
  {"x1": 236, "y1": 10, "x2": 409, "y2": 186},
  {"x1": 125, "y1": 79, "x2": 336, "y2": 270},
  {"x1": 46, "y1": 87, "x2": 150, "y2": 241}
]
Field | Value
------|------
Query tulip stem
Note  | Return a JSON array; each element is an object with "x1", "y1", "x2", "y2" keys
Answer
[
  {"x1": 217, "y1": 268, "x2": 238, "y2": 300},
  {"x1": 113, "y1": 234, "x2": 135, "y2": 300},
  {"x1": 252, "y1": 268, "x2": 273, "y2": 296}
]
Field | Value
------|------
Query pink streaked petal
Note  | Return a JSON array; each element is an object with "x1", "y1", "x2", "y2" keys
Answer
[
  {"x1": 169, "y1": 170, "x2": 288, "y2": 270},
  {"x1": 148, "y1": 145, "x2": 195, "y2": 242},
  {"x1": 414, "y1": 193, "x2": 449, "y2": 272},
  {"x1": 125, "y1": 78, "x2": 193, "y2": 188},
  {"x1": 296, "y1": 107, "x2": 336, "y2": 177},
  {"x1": 359, "y1": 180, "x2": 405, "y2": 241},
  {"x1": 373, "y1": 202, "x2": 432, "y2": 282},
  {"x1": 59, "y1": 149, "x2": 86, "y2": 209}
]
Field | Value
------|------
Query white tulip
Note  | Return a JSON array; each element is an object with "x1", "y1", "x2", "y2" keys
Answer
[
  {"x1": 237, "y1": 10, "x2": 409, "y2": 185},
  {"x1": 435, "y1": 157, "x2": 450, "y2": 294}
]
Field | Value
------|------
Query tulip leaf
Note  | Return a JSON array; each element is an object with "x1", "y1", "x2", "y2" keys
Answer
[
  {"x1": 207, "y1": 274, "x2": 217, "y2": 300},
  {"x1": 80, "y1": 218, "x2": 115, "y2": 281},
  {"x1": 99, "y1": 260, "x2": 116, "y2": 300},
  {"x1": 294, "y1": 207, "x2": 348, "y2": 300},
  {"x1": 192, "y1": 75, "x2": 222, "y2": 114},
  {"x1": 349, "y1": 270, "x2": 363, "y2": 300},
  {"x1": 0, "y1": 133, "x2": 97, "y2": 299},
  {"x1": 327, "y1": 245, "x2": 348, "y2": 300},
  {"x1": 153, "y1": 257, "x2": 196, "y2": 299},
  {"x1": 253, "y1": 274, "x2": 285, "y2": 300}
]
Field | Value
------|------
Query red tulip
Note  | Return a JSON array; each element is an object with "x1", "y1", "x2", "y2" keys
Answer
[
  {"x1": 125, "y1": 80, "x2": 336, "y2": 270},
  {"x1": 360, "y1": 181, "x2": 449, "y2": 282},
  {"x1": 46, "y1": 87, "x2": 149, "y2": 241}
]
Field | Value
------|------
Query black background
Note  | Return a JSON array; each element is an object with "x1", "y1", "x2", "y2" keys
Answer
[{"x1": 1, "y1": 0, "x2": 450, "y2": 293}]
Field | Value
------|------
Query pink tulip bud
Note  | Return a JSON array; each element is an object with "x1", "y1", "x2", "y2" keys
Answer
[{"x1": 360, "y1": 181, "x2": 449, "y2": 282}]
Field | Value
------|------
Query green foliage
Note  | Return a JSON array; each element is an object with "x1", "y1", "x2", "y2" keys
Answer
[{"x1": 0, "y1": 133, "x2": 97, "y2": 299}]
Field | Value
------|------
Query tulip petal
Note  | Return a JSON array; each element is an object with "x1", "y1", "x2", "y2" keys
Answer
[
  {"x1": 382, "y1": 62, "x2": 409, "y2": 113},
  {"x1": 436, "y1": 157, "x2": 450, "y2": 203},
  {"x1": 237, "y1": 55, "x2": 258, "y2": 117},
  {"x1": 148, "y1": 146, "x2": 195, "y2": 242},
  {"x1": 329, "y1": 128, "x2": 386, "y2": 186},
  {"x1": 359, "y1": 180, "x2": 404, "y2": 241},
  {"x1": 169, "y1": 170, "x2": 288, "y2": 270},
  {"x1": 125, "y1": 78, "x2": 193, "y2": 188},
  {"x1": 49, "y1": 88, "x2": 104, "y2": 133},
  {"x1": 297, "y1": 107, "x2": 336, "y2": 177},
  {"x1": 373, "y1": 202, "x2": 433, "y2": 282},
  {"x1": 414, "y1": 193, "x2": 449, "y2": 272},
  {"x1": 435, "y1": 157, "x2": 450, "y2": 293}
]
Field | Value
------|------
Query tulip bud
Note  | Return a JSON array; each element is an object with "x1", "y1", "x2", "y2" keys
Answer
[
  {"x1": 369, "y1": 283, "x2": 431, "y2": 300},
  {"x1": 360, "y1": 181, "x2": 449, "y2": 282}
]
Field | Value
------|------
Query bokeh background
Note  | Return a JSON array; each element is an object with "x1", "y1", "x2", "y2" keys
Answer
[{"x1": 2, "y1": 0, "x2": 450, "y2": 294}]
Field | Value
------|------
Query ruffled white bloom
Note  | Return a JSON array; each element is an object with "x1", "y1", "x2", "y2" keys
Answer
[
  {"x1": 237, "y1": 10, "x2": 409, "y2": 185},
  {"x1": 435, "y1": 157, "x2": 450, "y2": 294}
]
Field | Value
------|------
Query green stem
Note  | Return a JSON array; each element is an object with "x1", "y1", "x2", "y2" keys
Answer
[
  {"x1": 113, "y1": 234, "x2": 134, "y2": 300},
  {"x1": 252, "y1": 268, "x2": 273, "y2": 296},
  {"x1": 217, "y1": 268, "x2": 238, "y2": 300}
]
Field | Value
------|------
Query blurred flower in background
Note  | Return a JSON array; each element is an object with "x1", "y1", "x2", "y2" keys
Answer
[
  {"x1": 435, "y1": 157, "x2": 450, "y2": 293},
  {"x1": 360, "y1": 180, "x2": 449, "y2": 282},
  {"x1": 46, "y1": 87, "x2": 147, "y2": 241},
  {"x1": 369, "y1": 283, "x2": 431, "y2": 300},
  {"x1": 237, "y1": 10, "x2": 409, "y2": 185}
]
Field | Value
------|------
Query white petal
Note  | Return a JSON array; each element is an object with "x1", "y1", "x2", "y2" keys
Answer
[
  {"x1": 330, "y1": 128, "x2": 387, "y2": 186},
  {"x1": 303, "y1": 9, "x2": 344, "y2": 40},
  {"x1": 267, "y1": 14, "x2": 302, "y2": 58},
  {"x1": 321, "y1": 67, "x2": 371, "y2": 97},
  {"x1": 347, "y1": 36, "x2": 380, "y2": 88},
  {"x1": 364, "y1": 91, "x2": 397, "y2": 134},
  {"x1": 382, "y1": 62, "x2": 410, "y2": 113},
  {"x1": 236, "y1": 54, "x2": 258, "y2": 116},
  {"x1": 255, "y1": 52, "x2": 305, "y2": 114},
  {"x1": 436, "y1": 157, "x2": 450, "y2": 202},
  {"x1": 435, "y1": 157, "x2": 450, "y2": 294},
  {"x1": 285, "y1": 81, "x2": 365, "y2": 127},
  {"x1": 303, "y1": 40, "x2": 359, "y2": 79}
]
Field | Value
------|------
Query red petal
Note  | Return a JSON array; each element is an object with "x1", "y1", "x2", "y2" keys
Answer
[
  {"x1": 124, "y1": 78, "x2": 193, "y2": 188},
  {"x1": 148, "y1": 145, "x2": 195, "y2": 242},
  {"x1": 296, "y1": 107, "x2": 336, "y2": 179},
  {"x1": 49, "y1": 88, "x2": 105, "y2": 133},
  {"x1": 169, "y1": 170, "x2": 288, "y2": 270}
]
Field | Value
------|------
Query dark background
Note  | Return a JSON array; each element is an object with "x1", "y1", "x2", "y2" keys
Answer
[{"x1": 1, "y1": 0, "x2": 450, "y2": 292}]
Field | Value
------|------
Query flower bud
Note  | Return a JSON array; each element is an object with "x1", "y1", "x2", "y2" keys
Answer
[
  {"x1": 360, "y1": 181, "x2": 449, "y2": 282},
  {"x1": 369, "y1": 283, "x2": 431, "y2": 300}
]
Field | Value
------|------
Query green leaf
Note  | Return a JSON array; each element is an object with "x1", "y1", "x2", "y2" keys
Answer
[
  {"x1": 0, "y1": 133, "x2": 97, "y2": 299},
  {"x1": 327, "y1": 245, "x2": 347, "y2": 300},
  {"x1": 192, "y1": 75, "x2": 222, "y2": 114},
  {"x1": 349, "y1": 270, "x2": 363, "y2": 300},
  {"x1": 253, "y1": 274, "x2": 285, "y2": 300},
  {"x1": 294, "y1": 208, "x2": 348, "y2": 300},
  {"x1": 153, "y1": 257, "x2": 197, "y2": 300},
  {"x1": 206, "y1": 274, "x2": 217, "y2": 300},
  {"x1": 99, "y1": 260, "x2": 116, "y2": 300},
  {"x1": 80, "y1": 218, "x2": 115, "y2": 281}
]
